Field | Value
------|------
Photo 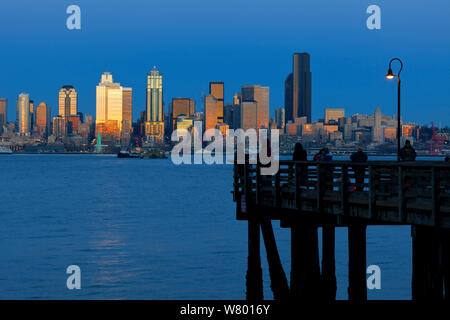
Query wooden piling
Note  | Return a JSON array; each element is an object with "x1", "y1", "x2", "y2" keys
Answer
[
  {"x1": 348, "y1": 224, "x2": 367, "y2": 302},
  {"x1": 290, "y1": 225, "x2": 321, "y2": 300},
  {"x1": 322, "y1": 225, "x2": 337, "y2": 301},
  {"x1": 260, "y1": 218, "x2": 290, "y2": 300},
  {"x1": 411, "y1": 226, "x2": 443, "y2": 301},
  {"x1": 246, "y1": 218, "x2": 263, "y2": 301}
]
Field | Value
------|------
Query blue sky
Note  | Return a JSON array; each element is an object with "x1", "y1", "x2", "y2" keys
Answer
[{"x1": 0, "y1": 0, "x2": 449, "y2": 125}]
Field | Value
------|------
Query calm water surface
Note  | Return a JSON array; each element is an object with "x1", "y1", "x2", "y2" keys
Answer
[{"x1": 0, "y1": 154, "x2": 412, "y2": 299}]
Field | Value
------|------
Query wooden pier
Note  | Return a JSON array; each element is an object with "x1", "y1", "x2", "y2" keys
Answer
[{"x1": 232, "y1": 160, "x2": 450, "y2": 301}]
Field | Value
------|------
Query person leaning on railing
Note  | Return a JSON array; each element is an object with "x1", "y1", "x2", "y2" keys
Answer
[
  {"x1": 293, "y1": 143, "x2": 308, "y2": 187},
  {"x1": 350, "y1": 147, "x2": 368, "y2": 192},
  {"x1": 399, "y1": 140, "x2": 417, "y2": 162}
]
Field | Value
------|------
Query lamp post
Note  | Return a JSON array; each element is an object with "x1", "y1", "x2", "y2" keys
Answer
[{"x1": 385, "y1": 58, "x2": 403, "y2": 161}]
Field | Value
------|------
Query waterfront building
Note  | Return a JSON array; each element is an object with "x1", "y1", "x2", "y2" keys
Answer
[{"x1": 16, "y1": 93, "x2": 31, "y2": 136}]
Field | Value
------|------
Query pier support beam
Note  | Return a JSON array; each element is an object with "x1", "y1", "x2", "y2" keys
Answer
[
  {"x1": 322, "y1": 226, "x2": 337, "y2": 301},
  {"x1": 260, "y1": 218, "x2": 290, "y2": 300},
  {"x1": 348, "y1": 224, "x2": 367, "y2": 302},
  {"x1": 246, "y1": 219, "x2": 263, "y2": 301},
  {"x1": 412, "y1": 226, "x2": 443, "y2": 301},
  {"x1": 290, "y1": 225, "x2": 321, "y2": 300}
]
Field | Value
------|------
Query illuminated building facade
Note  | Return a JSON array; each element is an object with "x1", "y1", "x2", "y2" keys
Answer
[
  {"x1": 95, "y1": 72, "x2": 132, "y2": 144},
  {"x1": 204, "y1": 94, "x2": 218, "y2": 132},
  {"x1": 325, "y1": 108, "x2": 345, "y2": 124},
  {"x1": 58, "y1": 85, "x2": 78, "y2": 116},
  {"x1": 209, "y1": 82, "x2": 224, "y2": 122},
  {"x1": 16, "y1": 93, "x2": 31, "y2": 136},
  {"x1": 0, "y1": 98, "x2": 6, "y2": 133},
  {"x1": 35, "y1": 102, "x2": 51, "y2": 137},
  {"x1": 241, "y1": 85, "x2": 269, "y2": 130}
]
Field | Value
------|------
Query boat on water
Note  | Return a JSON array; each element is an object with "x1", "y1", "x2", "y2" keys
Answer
[
  {"x1": 117, "y1": 150, "x2": 140, "y2": 158},
  {"x1": 0, "y1": 146, "x2": 13, "y2": 154}
]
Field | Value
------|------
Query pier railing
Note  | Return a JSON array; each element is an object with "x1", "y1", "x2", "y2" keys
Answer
[{"x1": 234, "y1": 160, "x2": 450, "y2": 227}]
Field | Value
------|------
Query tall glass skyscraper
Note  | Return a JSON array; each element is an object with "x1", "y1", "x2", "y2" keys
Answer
[
  {"x1": 293, "y1": 53, "x2": 312, "y2": 123},
  {"x1": 146, "y1": 66, "x2": 163, "y2": 122},
  {"x1": 16, "y1": 93, "x2": 30, "y2": 136}
]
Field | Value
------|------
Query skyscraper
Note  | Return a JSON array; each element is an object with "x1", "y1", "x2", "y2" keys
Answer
[
  {"x1": 204, "y1": 94, "x2": 218, "y2": 132},
  {"x1": 16, "y1": 93, "x2": 31, "y2": 136},
  {"x1": 58, "y1": 85, "x2": 78, "y2": 116},
  {"x1": 275, "y1": 107, "x2": 285, "y2": 130},
  {"x1": 0, "y1": 98, "x2": 7, "y2": 133},
  {"x1": 146, "y1": 66, "x2": 163, "y2": 122},
  {"x1": 284, "y1": 73, "x2": 293, "y2": 123},
  {"x1": 95, "y1": 72, "x2": 132, "y2": 142},
  {"x1": 240, "y1": 101, "x2": 258, "y2": 131},
  {"x1": 146, "y1": 66, "x2": 164, "y2": 142},
  {"x1": 35, "y1": 102, "x2": 51, "y2": 137},
  {"x1": 170, "y1": 98, "x2": 195, "y2": 132},
  {"x1": 122, "y1": 87, "x2": 133, "y2": 143},
  {"x1": 292, "y1": 53, "x2": 312, "y2": 122},
  {"x1": 209, "y1": 82, "x2": 224, "y2": 122},
  {"x1": 241, "y1": 85, "x2": 269, "y2": 129},
  {"x1": 372, "y1": 106, "x2": 384, "y2": 144}
]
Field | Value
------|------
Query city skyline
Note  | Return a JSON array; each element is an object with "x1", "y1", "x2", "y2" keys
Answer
[{"x1": 0, "y1": 1, "x2": 449, "y2": 126}]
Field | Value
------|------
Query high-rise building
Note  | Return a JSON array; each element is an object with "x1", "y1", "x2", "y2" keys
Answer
[
  {"x1": 240, "y1": 101, "x2": 258, "y2": 131},
  {"x1": 284, "y1": 73, "x2": 293, "y2": 123},
  {"x1": 293, "y1": 53, "x2": 312, "y2": 122},
  {"x1": 35, "y1": 102, "x2": 51, "y2": 137},
  {"x1": 275, "y1": 107, "x2": 285, "y2": 130},
  {"x1": 241, "y1": 85, "x2": 269, "y2": 129},
  {"x1": 170, "y1": 98, "x2": 195, "y2": 132},
  {"x1": 29, "y1": 100, "x2": 34, "y2": 131},
  {"x1": 16, "y1": 93, "x2": 31, "y2": 136},
  {"x1": 122, "y1": 87, "x2": 133, "y2": 143},
  {"x1": 224, "y1": 103, "x2": 241, "y2": 130},
  {"x1": 95, "y1": 72, "x2": 132, "y2": 143},
  {"x1": 209, "y1": 82, "x2": 224, "y2": 122},
  {"x1": 58, "y1": 85, "x2": 78, "y2": 116},
  {"x1": 372, "y1": 106, "x2": 384, "y2": 144},
  {"x1": 204, "y1": 94, "x2": 218, "y2": 132},
  {"x1": 146, "y1": 66, "x2": 163, "y2": 122},
  {"x1": 0, "y1": 98, "x2": 7, "y2": 133},
  {"x1": 146, "y1": 66, "x2": 164, "y2": 142},
  {"x1": 325, "y1": 108, "x2": 345, "y2": 124}
]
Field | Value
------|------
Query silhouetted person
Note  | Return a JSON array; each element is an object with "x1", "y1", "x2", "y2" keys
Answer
[
  {"x1": 351, "y1": 147, "x2": 368, "y2": 192},
  {"x1": 293, "y1": 143, "x2": 308, "y2": 186},
  {"x1": 445, "y1": 156, "x2": 450, "y2": 163},
  {"x1": 293, "y1": 143, "x2": 307, "y2": 161},
  {"x1": 315, "y1": 148, "x2": 333, "y2": 190},
  {"x1": 399, "y1": 140, "x2": 416, "y2": 162}
]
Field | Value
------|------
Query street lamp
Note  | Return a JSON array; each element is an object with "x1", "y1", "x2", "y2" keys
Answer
[{"x1": 385, "y1": 58, "x2": 403, "y2": 161}]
